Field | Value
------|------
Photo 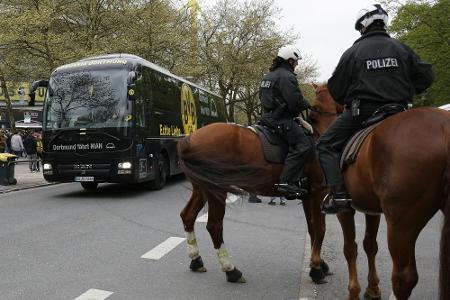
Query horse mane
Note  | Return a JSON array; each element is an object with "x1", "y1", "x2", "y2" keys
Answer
[{"x1": 177, "y1": 136, "x2": 270, "y2": 195}]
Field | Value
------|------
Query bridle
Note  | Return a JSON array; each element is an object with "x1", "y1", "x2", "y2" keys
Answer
[
  {"x1": 304, "y1": 86, "x2": 341, "y2": 136},
  {"x1": 305, "y1": 106, "x2": 340, "y2": 138}
]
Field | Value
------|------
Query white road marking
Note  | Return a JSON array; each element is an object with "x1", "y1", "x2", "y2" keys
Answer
[
  {"x1": 196, "y1": 194, "x2": 238, "y2": 223},
  {"x1": 141, "y1": 237, "x2": 186, "y2": 260},
  {"x1": 196, "y1": 213, "x2": 208, "y2": 223},
  {"x1": 74, "y1": 289, "x2": 113, "y2": 300}
]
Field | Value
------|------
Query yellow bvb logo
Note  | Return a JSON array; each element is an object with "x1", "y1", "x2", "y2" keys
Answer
[{"x1": 180, "y1": 83, "x2": 197, "y2": 135}]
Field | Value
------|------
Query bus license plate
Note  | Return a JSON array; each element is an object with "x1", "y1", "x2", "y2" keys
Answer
[{"x1": 75, "y1": 176, "x2": 94, "y2": 182}]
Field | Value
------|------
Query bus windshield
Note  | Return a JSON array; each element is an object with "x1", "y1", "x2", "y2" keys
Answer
[{"x1": 44, "y1": 68, "x2": 131, "y2": 130}]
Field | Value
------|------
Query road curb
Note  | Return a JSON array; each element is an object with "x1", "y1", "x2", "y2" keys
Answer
[{"x1": 0, "y1": 182, "x2": 59, "y2": 194}]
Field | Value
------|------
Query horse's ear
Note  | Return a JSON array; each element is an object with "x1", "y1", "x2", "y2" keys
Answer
[{"x1": 312, "y1": 82, "x2": 318, "y2": 89}]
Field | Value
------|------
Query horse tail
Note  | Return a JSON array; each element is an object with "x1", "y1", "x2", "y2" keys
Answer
[
  {"x1": 177, "y1": 136, "x2": 269, "y2": 195},
  {"x1": 440, "y1": 144, "x2": 450, "y2": 300}
]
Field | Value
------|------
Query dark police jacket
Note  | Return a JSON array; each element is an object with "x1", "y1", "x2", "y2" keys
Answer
[
  {"x1": 328, "y1": 30, "x2": 434, "y2": 107},
  {"x1": 260, "y1": 62, "x2": 310, "y2": 123},
  {"x1": 259, "y1": 62, "x2": 310, "y2": 144}
]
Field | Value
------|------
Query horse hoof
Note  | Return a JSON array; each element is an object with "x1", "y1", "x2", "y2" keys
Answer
[
  {"x1": 190, "y1": 256, "x2": 207, "y2": 272},
  {"x1": 309, "y1": 267, "x2": 327, "y2": 284},
  {"x1": 320, "y1": 260, "x2": 332, "y2": 276},
  {"x1": 226, "y1": 267, "x2": 246, "y2": 283},
  {"x1": 363, "y1": 291, "x2": 381, "y2": 300}
]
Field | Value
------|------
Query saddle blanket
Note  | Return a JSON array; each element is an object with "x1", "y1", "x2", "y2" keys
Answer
[{"x1": 248, "y1": 125, "x2": 287, "y2": 164}]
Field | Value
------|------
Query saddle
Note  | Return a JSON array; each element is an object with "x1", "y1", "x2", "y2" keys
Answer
[
  {"x1": 340, "y1": 103, "x2": 407, "y2": 170},
  {"x1": 250, "y1": 125, "x2": 288, "y2": 164}
]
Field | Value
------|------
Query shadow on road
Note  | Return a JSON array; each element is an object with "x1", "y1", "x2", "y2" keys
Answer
[{"x1": 53, "y1": 174, "x2": 187, "y2": 199}]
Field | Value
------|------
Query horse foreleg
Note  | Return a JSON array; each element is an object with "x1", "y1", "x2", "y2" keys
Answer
[
  {"x1": 205, "y1": 190, "x2": 246, "y2": 283},
  {"x1": 303, "y1": 187, "x2": 329, "y2": 284},
  {"x1": 338, "y1": 210, "x2": 361, "y2": 300},
  {"x1": 363, "y1": 214, "x2": 381, "y2": 300},
  {"x1": 180, "y1": 184, "x2": 207, "y2": 272}
]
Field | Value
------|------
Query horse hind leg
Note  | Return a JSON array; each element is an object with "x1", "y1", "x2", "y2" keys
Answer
[
  {"x1": 387, "y1": 222, "x2": 420, "y2": 300},
  {"x1": 386, "y1": 196, "x2": 439, "y2": 300},
  {"x1": 363, "y1": 214, "x2": 382, "y2": 300},
  {"x1": 180, "y1": 184, "x2": 207, "y2": 272},
  {"x1": 204, "y1": 189, "x2": 246, "y2": 283}
]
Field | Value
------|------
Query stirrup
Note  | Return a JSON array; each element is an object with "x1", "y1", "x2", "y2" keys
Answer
[{"x1": 321, "y1": 193, "x2": 353, "y2": 214}]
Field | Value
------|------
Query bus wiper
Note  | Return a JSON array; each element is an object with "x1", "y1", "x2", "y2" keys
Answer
[
  {"x1": 94, "y1": 130, "x2": 121, "y2": 141},
  {"x1": 48, "y1": 128, "x2": 82, "y2": 144},
  {"x1": 48, "y1": 128, "x2": 121, "y2": 144}
]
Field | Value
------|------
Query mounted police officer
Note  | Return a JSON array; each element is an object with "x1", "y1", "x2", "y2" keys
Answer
[
  {"x1": 318, "y1": 4, "x2": 434, "y2": 214},
  {"x1": 259, "y1": 45, "x2": 314, "y2": 195}
]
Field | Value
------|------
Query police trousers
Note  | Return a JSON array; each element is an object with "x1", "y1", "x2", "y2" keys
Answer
[
  {"x1": 316, "y1": 102, "x2": 382, "y2": 192},
  {"x1": 277, "y1": 119, "x2": 315, "y2": 183}
]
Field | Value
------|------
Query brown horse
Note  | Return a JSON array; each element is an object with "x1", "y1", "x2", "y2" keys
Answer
[
  {"x1": 309, "y1": 83, "x2": 450, "y2": 300},
  {"x1": 177, "y1": 121, "x2": 330, "y2": 283}
]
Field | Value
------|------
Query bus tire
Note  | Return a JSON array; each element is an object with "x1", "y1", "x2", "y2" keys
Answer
[
  {"x1": 81, "y1": 182, "x2": 98, "y2": 191},
  {"x1": 149, "y1": 155, "x2": 169, "y2": 190}
]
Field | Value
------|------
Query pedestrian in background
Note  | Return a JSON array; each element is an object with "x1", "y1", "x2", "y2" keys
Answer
[
  {"x1": 0, "y1": 130, "x2": 6, "y2": 153},
  {"x1": 5, "y1": 131, "x2": 12, "y2": 153},
  {"x1": 268, "y1": 197, "x2": 286, "y2": 206},
  {"x1": 23, "y1": 132, "x2": 39, "y2": 172},
  {"x1": 10, "y1": 130, "x2": 25, "y2": 157},
  {"x1": 34, "y1": 130, "x2": 43, "y2": 172}
]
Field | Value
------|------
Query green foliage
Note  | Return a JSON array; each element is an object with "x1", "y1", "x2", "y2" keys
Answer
[
  {"x1": 388, "y1": 0, "x2": 450, "y2": 106},
  {"x1": 191, "y1": 0, "x2": 318, "y2": 123},
  {"x1": 0, "y1": 0, "x2": 318, "y2": 123}
]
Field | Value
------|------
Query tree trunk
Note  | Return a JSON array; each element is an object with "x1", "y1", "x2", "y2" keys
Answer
[
  {"x1": 246, "y1": 111, "x2": 253, "y2": 125},
  {"x1": 0, "y1": 66, "x2": 15, "y2": 130},
  {"x1": 228, "y1": 91, "x2": 238, "y2": 123}
]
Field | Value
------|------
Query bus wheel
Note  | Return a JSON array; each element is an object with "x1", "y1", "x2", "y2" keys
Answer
[
  {"x1": 149, "y1": 155, "x2": 169, "y2": 190},
  {"x1": 81, "y1": 182, "x2": 98, "y2": 191}
]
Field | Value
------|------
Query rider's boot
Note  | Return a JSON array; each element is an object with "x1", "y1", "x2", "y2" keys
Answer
[{"x1": 275, "y1": 181, "x2": 307, "y2": 196}]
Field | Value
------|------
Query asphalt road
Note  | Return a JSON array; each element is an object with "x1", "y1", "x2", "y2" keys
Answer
[{"x1": 0, "y1": 178, "x2": 442, "y2": 300}]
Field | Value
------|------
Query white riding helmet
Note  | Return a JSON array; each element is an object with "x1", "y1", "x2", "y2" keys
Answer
[
  {"x1": 355, "y1": 4, "x2": 389, "y2": 31},
  {"x1": 277, "y1": 45, "x2": 302, "y2": 61}
]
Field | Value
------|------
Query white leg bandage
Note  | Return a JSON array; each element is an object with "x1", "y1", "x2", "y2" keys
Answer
[
  {"x1": 217, "y1": 243, "x2": 235, "y2": 272},
  {"x1": 185, "y1": 231, "x2": 200, "y2": 259}
]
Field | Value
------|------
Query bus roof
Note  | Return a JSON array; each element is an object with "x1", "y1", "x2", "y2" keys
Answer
[{"x1": 53, "y1": 53, "x2": 221, "y2": 98}]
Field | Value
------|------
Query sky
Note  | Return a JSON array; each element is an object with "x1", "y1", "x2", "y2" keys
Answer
[
  {"x1": 275, "y1": 0, "x2": 378, "y2": 81},
  {"x1": 197, "y1": 0, "x2": 381, "y2": 81}
]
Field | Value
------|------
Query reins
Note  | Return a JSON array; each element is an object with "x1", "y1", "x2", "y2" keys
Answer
[{"x1": 309, "y1": 106, "x2": 339, "y2": 116}]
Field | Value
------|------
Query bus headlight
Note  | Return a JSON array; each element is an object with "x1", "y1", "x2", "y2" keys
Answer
[
  {"x1": 118, "y1": 162, "x2": 132, "y2": 169},
  {"x1": 43, "y1": 163, "x2": 53, "y2": 175},
  {"x1": 117, "y1": 162, "x2": 132, "y2": 174}
]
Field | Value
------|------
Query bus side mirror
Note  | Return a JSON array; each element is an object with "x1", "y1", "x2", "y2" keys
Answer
[
  {"x1": 127, "y1": 84, "x2": 136, "y2": 101},
  {"x1": 29, "y1": 79, "x2": 48, "y2": 106},
  {"x1": 127, "y1": 71, "x2": 137, "y2": 84}
]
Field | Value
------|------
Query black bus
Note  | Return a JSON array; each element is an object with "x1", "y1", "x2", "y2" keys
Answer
[{"x1": 37, "y1": 54, "x2": 227, "y2": 190}]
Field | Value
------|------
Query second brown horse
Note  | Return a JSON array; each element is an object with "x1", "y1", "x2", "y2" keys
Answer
[{"x1": 309, "y1": 83, "x2": 450, "y2": 300}]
